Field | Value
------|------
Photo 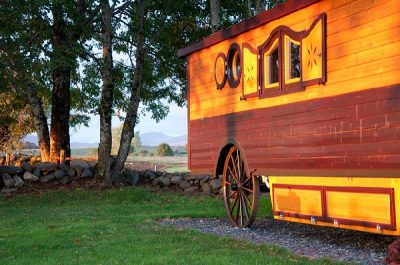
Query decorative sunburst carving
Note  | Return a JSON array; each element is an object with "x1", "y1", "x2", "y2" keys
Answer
[
  {"x1": 245, "y1": 64, "x2": 255, "y2": 86},
  {"x1": 306, "y1": 43, "x2": 321, "y2": 70}
]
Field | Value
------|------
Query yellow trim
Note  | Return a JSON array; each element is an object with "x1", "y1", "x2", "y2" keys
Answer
[
  {"x1": 284, "y1": 35, "x2": 301, "y2": 84},
  {"x1": 263, "y1": 39, "x2": 279, "y2": 89}
]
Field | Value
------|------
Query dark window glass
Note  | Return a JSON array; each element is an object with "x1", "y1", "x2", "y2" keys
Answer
[
  {"x1": 232, "y1": 51, "x2": 241, "y2": 81},
  {"x1": 227, "y1": 43, "x2": 242, "y2": 88},
  {"x1": 290, "y1": 42, "x2": 300, "y2": 79},
  {"x1": 269, "y1": 47, "x2": 279, "y2": 84}
]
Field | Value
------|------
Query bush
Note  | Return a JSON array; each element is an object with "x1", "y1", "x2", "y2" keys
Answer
[{"x1": 156, "y1": 143, "x2": 174, "y2": 156}]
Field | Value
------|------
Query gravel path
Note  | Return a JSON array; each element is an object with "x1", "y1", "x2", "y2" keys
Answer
[{"x1": 160, "y1": 217, "x2": 396, "y2": 264}]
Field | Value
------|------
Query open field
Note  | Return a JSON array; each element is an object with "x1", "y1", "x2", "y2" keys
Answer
[
  {"x1": 0, "y1": 188, "x2": 344, "y2": 265},
  {"x1": 125, "y1": 154, "x2": 188, "y2": 172},
  {"x1": 11, "y1": 148, "x2": 189, "y2": 172}
]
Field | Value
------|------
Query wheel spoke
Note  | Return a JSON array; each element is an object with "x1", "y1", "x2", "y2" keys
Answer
[
  {"x1": 242, "y1": 191, "x2": 252, "y2": 210},
  {"x1": 236, "y1": 149, "x2": 241, "y2": 182},
  {"x1": 227, "y1": 165, "x2": 239, "y2": 184},
  {"x1": 227, "y1": 190, "x2": 238, "y2": 199},
  {"x1": 230, "y1": 192, "x2": 239, "y2": 215},
  {"x1": 239, "y1": 155, "x2": 245, "y2": 183},
  {"x1": 241, "y1": 175, "x2": 252, "y2": 186},
  {"x1": 235, "y1": 198, "x2": 240, "y2": 224},
  {"x1": 241, "y1": 186, "x2": 254, "y2": 194},
  {"x1": 224, "y1": 181, "x2": 232, "y2": 186},
  {"x1": 238, "y1": 193, "x2": 243, "y2": 226},
  {"x1": 240, "y1": 192, "x2": 249, "y2": 221},
  {"x1": 230, "y1": 155, "x2": 239, "y2": 183}
]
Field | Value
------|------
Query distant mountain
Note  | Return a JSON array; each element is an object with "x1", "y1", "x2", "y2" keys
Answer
[
  {"x1": 141, "y1": 132, "x2": 187, "y2": 146},
  {"x1": 24, "y1": 134, "x2": 38, "y2": 144},
  {"x1": 70, "y1": 142, "x2": 98, "y2": 148},
  {"x1": 24, "y1": 132, "x2": 187, "y2": 148},
  {"x1": 24, "y1": 134, "x2": 98, "y2": 149}
]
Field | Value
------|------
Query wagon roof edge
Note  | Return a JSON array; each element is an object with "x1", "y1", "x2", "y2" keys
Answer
[{"x1": 177, "y1": 0, "x2": 321, "y2": 58}]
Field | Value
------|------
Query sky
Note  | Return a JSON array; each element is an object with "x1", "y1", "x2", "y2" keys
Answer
[{"x1": 69, "y1": 102, "x2": 187, "y2": 143}]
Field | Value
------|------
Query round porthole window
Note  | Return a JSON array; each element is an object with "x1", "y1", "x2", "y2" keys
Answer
[
  {"x1": 214, "y1": 53, "x2": 227, "y2": 90},
  {"x1": 227, "y1": 43, "x2": 242, "y2": 88}
]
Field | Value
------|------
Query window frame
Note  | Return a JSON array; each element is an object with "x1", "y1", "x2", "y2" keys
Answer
[
  {"x1": 214, "y1": 52, "x2": 227, "y2": 90},
  {"x1": 263, "y1": 38, "x2": 280, "y2": 89},
  {"x1": 283, "y1": 35, "x2": 301, "y2": 85},
  {"x1": 259, "y1": 30, "x2": 281, "y2": 97},
  {"x1": 258, "y1": 26, "x2": 305, "y2": 98},
  {"x1": 227, "y1": 43, "x2": 242, "y2": 88}
]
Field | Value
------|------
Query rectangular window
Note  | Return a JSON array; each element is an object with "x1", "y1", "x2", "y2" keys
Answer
[
  {"x1": 264, "y1": 39, "x2": 279, "y2": 89},
  {"x1": 284, "y1": 35, "x2": 301, "y2": 84}
]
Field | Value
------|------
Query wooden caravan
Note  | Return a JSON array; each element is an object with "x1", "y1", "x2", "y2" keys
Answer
[{"x1": 178, "y1": 0, "x2": 400, "y2": 235}]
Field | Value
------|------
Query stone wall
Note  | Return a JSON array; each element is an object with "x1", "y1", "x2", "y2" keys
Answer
[
  {"x1": 0, "y1": 155, "x2": 222, "y2": 195},
  {"x1": 125, "y1": 169, "x2": 222, "y2": 195},
  {"x1": 0, "y1": 156, "x2": 94, "y2": 193}
]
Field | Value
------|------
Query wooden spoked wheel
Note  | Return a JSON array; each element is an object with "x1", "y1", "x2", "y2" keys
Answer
[{"x1": 223, "y1": 146, "x2": 259, "y2": 227}]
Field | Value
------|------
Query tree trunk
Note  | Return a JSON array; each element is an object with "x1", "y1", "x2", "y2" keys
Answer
[
  {"x1": 247, "y1": 0, "x2": 253, "y2": 18},
  {"x1": 49, "y1": 4, "x2": 72, "y2": 163},
  {"x1": 97, "y1": 0, "x2": 114, "y2": 184},
  {"x1": 255, "y1": 0, "x2": 264, "y2": 14},
  {"x1": 111, "y1": 0, "x2": 146, "y2": 180},
  {"x1": 50, "y1": 66, "x2": 71, "y2": 162},
  {"x1": 26, "y1": 83, "x2": 50, "y2": 162},
  {"x1": 210, "y1": 0, "x2": 221, "y2": 33}
]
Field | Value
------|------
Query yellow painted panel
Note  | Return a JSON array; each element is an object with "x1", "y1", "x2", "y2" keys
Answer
[
  {"x1": 242, "y1": 45, "x2": 258, "y2": 95},
  {"x1": 267, "y1": 176, "x2": 400, "y2": 235},
  {"x1": 273, "y1": 187, "x2": 322, "y2": 216},
  {"x1": 326, "y1": 191, "x2": 391, "y2": 224},
  {"x1": 302, "y1": 18, "x2": 323, "y2": 82}
]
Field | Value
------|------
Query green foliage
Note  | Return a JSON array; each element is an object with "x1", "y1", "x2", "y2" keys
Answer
[
  {"x1": 265, "y1": 0, "x2": 287, "y2": 9},
  {"x1": 156, "y1": 143, "x2": 174, "y2": 156},
  {"x1": 0, "y1": 91, "x2": 35, "y2": 153},
  {"x1": 111, "y1": 124, "x2": 141, "y2": 155}
]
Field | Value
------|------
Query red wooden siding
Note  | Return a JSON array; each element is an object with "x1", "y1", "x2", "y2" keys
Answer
[{"x1": 189, "y1": 84, "x2": 400, "y2": 176}]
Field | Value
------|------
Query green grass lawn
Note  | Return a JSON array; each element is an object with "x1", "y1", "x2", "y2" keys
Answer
[{"x1": 0, "y1": 188, "x2": 345, "y2": 265}]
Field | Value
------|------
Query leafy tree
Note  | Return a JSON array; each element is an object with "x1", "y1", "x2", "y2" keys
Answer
[
  {"x1": 105, "y1": 0, "x2": 212, "y2": 180},
  {"x1": 0, "y1": 0, "x2": 51, "y2": 159},
  {"x1": 111, "y1": 124, "x2": 141, "y2": 155},
  {"x1": 0, "y1": 0, "x2": 100, "y2": 161},
  {"x1": 156, "y1": 143, "x2": 174, "y2": 157},
  {"x1": 0, "y1": 90, "x2": 35, "y2": 153}
]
